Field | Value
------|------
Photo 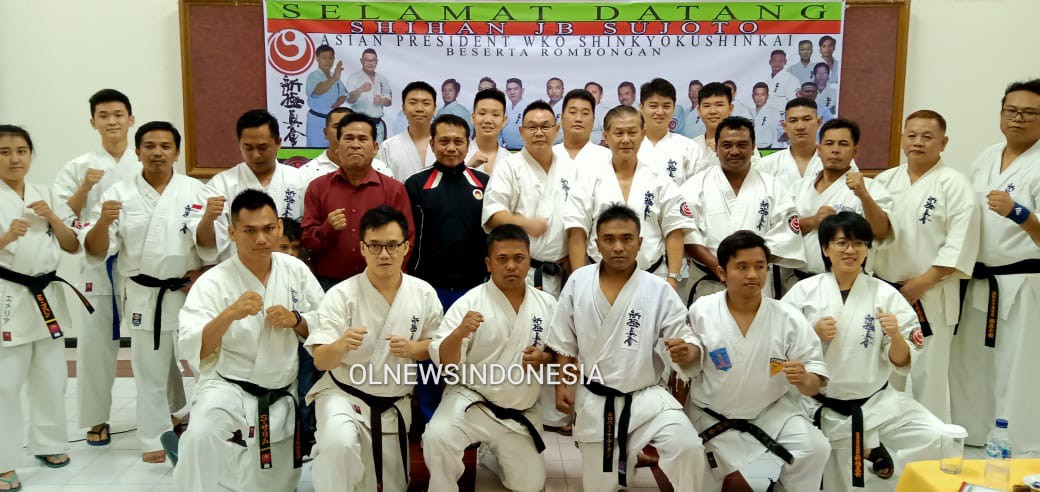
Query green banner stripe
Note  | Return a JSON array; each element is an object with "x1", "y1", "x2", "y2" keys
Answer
[{"x1": 267, "y1": 2, "x2": 843, "y2": 22}]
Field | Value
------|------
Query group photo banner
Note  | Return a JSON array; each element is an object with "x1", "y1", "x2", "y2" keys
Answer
[{"x1": 264, "y1": 1, "x2": 846, "y2": 160}]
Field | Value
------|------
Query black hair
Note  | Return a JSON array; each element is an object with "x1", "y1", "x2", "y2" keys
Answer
[
  {"x1": 603, "y1": 104, "x2": 643, "y2": 131},
  {"x1": 506, "y1": 77, "x2": 523, "y2": 88},
  {"x1": 473, "y1": 88, "x2": 507, "y2": 110},
  {"x1": 770, "y1": 49, "x2": 787, "y2": 59},
  {"x1": 522, "y1": 100, "x2": 555, "y2": 122},
  {"x1": 699, "y1": 82, "x2": 732, "y2": 104},
  {"x1": 486, "y1": 224, "x2": 530, "y2": 254},
  {"x1": 820, "y1": 118, "x2": 861, "y2": 145},
  {"x1": 402, "y1": 81, "x2": 437, "y2": 103},
  {"x1": 1002, "y1": 79, "x2": 1040, "y2": 106},
  {"x1": 360, "y1": 205, "x2": 409, "y2": 241},
  {"x1": 817, "y1": 212, "x2": 873, "y2": 271},
  {"x1": 89, "y1": 89, "x2": 132, "y2": 116},
  {"x1": 595, "y1": 203, "x2": 641, "y2": 234},
  {"x1": 361, "y1": 48, "x2": 377, "y2": 57},
  {"x1": 584, "y1": 81, "x2": 603, "y2": 93},
  {"x1": 442, "y1": 78, "x2": 461, "y2": 92},
  {"x1": 430, "y1": 114, "x2": 471, "y2": 138},
  {"x1": 479, "y1": 76, "x2": 496, "y2": 88},
  {"x1": 315, "y1": 44, "x2": 334, "y2": 57},
  {"x1": 562, "y1": 89, "x2": 596, "y2": 112},
  {"x1": 801, "y1": 82, "x2": 820, "y2": 91},
  {"x1": 236, "y1": 109, "x2": 280, "y2": 140},
  {"x1": 689, "y1": 79, "x2": 704, "y2": 89},
  {"x1": 905, "y1": 109, "x2": 948, "y2": 133},
  {"x1": 639, "y1": 77, "x2": 677, "y2": 104},
  {"x1": 717, "y1": 230, "x2": 771, "y2": 270},
  {"x1": 325, "y1": 107, "x2": 353, "y2": 127},
  {"x1": 0, "y1": 124, "x2": 34, "y2": 153},
  {"x1": 335, "y1": 112, "x2": 377, "y2": 140},
  {"x1": 752, "y1": 82, "x2": 769, "y2": 93},
  {"x1": 785, "y1": 97, "x2": 819, "y2": 113},
  {"x1": 230, "y1": 189, "x2": 277, "y2": 225},
  {"x1": 547, "y1": 77, "x2": 563, "y2": 86},
  {"x1": 799, "y1": 39, "x2": 813, "y2": 48},
  {"x1": 134, "y1": 121, "x2": 182, "y2": 150},
  {"x1": 813, "y1": 62, "x2": 831, "y2": 75},
  {"x1": 715, "y1": 116, "x2": 756, "y2": 146},
  {"x1": 281, "y1": 217, "x2": 302, "y2": 242},
  {"x1": 819, "y1": 35, "x2": 836, "y2": 47},
  {"x1": 617, "y1": 81, "x2": 636, "y2": 93}
]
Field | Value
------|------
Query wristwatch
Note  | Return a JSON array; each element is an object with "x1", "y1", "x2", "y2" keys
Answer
[{"x1": 667, "y1": 273, "x2": 682, "y2": 281}]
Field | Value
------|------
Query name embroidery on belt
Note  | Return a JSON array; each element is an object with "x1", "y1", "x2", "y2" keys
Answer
[
  {"x1": 560, "y1": 178, "x2": 570, "y2": 200},
  {"x1": 919, "y1": 196, "x2": 937, "y2": 224},
  {"x1": 410, "y1": 315, "x2": 420, "y2": 340},
  {"x1": 531, "y1": 315, "x2": 544, "y2": 348},
  {"x1": 860, "y1": 313, "x2": 876, "y2": 348},
  {"x1": 643, "y1": 192, "x2": 655, "y2": 220},
  {"x1": 666, "y1": 159, "x2": 678, "y2": 178},
  {"x1": 757, "y1": 200, "x2": 770, "y2": 231},
  {"x1": 623, "y1": 310, "x2": 641, "y2": 348}
]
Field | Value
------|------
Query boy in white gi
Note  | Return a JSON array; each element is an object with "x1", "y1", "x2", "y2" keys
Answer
[
  {"x1": 756, "y1": 98, "x2": 833, "y2": 189},
  {"x1": 952, "y1": 79, "x2": 1040, "y2": 454},
  {"x1": 0, "y1": 125, "x2": 84, "y2": 490},
  {"x1": 377, "y1": 81, "x2": 438, "y2": 179},
  {"x1": 306, "y1": 205, "x2": 442, "y2": 492},
  {"x1": 466, "y1": 89, "x2": 511, "y2": 175},
  {"x1": 792, "y1": 119, "x2": 892, "y2": 278},
  {"x1": 563, "y1": 105, "x2": 694, "y2": 293},
  {"x1": 637, "y1": 78, "x2": 707, "y2": 185},
  {"x1": 552, "y1": 89, "x2": 611, "y2": 176},
  {"x1": 692, "y1": 83, "x2": 762, "y2": 170},
  {"x1": 550, "y1": 204, "x2": 705, "y2": 491},
  {"x1": 424, "y1": 224, "x2": 558, "y2": 491},
  {"x1": 687, "y1": 230, "x2": 830, "y2": 492},
  {"x1": 192, "y1": 109, "x2": 308, "y2": 263},
  {"x1": 681, "y1": 116, "x2": 805, "y2": 303},
  {"x1": 82, "y1": 122, "x2": 204, "y2": 463},
  {"x1": 175, "y1": 190, "x2": 323, "y2": 491},
  {"x1": 872, "y1": 110, "x2": 979, "y2": 422},
  {"x1": 52, "y1": 89, "x2": 141, "y2": 445},
  {"x1": 783, "y1": 212, "x2": 943, "y2": 490}
]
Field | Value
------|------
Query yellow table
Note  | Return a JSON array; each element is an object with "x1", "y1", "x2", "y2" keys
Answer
[{"x1": 897, "y1": 459, "x2": 1040, "y2": 491}]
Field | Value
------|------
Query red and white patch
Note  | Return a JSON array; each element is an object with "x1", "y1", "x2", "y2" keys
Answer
[
  {"x1": 680, "y1": 201, "x2": 693, "y2": 218},
  {"x1": 191, "y1": 203, "x2": 203, "y2": 211},
  {"x1": 668, "y1": 119, "x2": 678, "y2": 131},
  {"x1": 909, "y1": 328, "x2": 925, "y2": 348},
  {"x1": 463, "y1": 168, "x2": 484, "y2": 189},
  {"x1": 472, "y1": 189, "x2": 484, "y2": 200},
  {"x1": 423, "y1": 169, "x2": 443, "y2": 190},
  {"x1": 2, "y1": 331, "x2": 11, "y2": 342},
  {"x1": 787, "y1": 215, "x2": 801, "y2": 234}
]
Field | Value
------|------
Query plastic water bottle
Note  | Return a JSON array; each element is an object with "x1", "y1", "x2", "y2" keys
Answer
[{"x1": 984, "y1": 418, "x2": 1011, "y2": 487}]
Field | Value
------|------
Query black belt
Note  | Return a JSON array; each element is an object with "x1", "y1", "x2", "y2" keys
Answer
[
  {"x1": 328, "y1": 372, "x2": 408, "y2": 490},
  {"x1": 646, "y1": 255, "x2": 665, "y2": 275},
  {"x1": 793, "y1": 269, "x2": 815, "y2": 281},
  {"x1": 876, "y1": 276, "x2": 932, "y2": 338},
  {"x1": 0, "y1": 266, "x2": 94, "y2": 340},
  {"x1": 697, "y1": 406, "x2": 794, "y2": 465},
  {"x1": 464, "y1": 392, "x2": 545, "y2": 453},
  {"x1": 957, "y1": 260, "x2": 1040, "y2": 347},
  {"x1": 530, "y1": 258, "x2": 563, "y2": 290},
  {"x1": 772, "y1": 265, "x2": 783, "y2": 300},
  {"x1": 129, "y1": 274, "x2": 189, "y2": 350},
  {"x1": 687, "y1": 261, "x2": 720, "y2": 307},
  {"x1": 308, "y1": 109, "x2": 328, "y2": 119},
  {"x1": 220, "y1": 374, "x2": 302, "y2": 470},
  {"x1": 583, "y1": 381, "x2": 633, "y2": 487},
  {"x1": 812, "y1": 383, "x2": 888, "y2": 488}
]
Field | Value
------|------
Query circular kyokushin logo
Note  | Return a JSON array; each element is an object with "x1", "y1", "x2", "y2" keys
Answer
[{"x1": 267, "y1": 29, "x2": 315, "y2": 76}]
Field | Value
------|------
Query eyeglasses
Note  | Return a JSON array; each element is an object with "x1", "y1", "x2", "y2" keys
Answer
[
  {"x1": 522, "y1": 125, "x2": 555, "y2": 134},
  {"x1": 362, "y1": 241, "x2": 403, "y2": 255},
  {"x1": 1001, "y1": 108, "x2": 1040, "y2": 122},
  {"x1": 829, "y1": 239, "x2": 869, "y2": 251}
]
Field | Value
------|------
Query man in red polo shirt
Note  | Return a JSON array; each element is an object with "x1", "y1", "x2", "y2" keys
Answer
[{"x1": 302, "y1": 112, "x2": 414, "y2": 291}]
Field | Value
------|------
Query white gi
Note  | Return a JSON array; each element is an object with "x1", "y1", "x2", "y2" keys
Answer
[
  {"x1": 687, "y1": 292, "x2": 830, "y2": 491},
  {"x1": 872, "y1": 161, "x2": 979, "y2": 422},
  {"x1": 466, "y1": 145, "x2": 511, "y2": 176},
  {"x1": 81, "y1": 173, "x2": 206, "y2": 451},
  {"x1": 637, "y1": 133, "x2": 708, "y2": 185},
  {"x1": 0, "y1": 182, "x2": 75, "y2": 472},
  {"x1": 376, "y1": 131, "x2": 436, "y2": 181},
  {"x1": 787, "y1": 61, "x2": 817, "y2": 85},
  {"x1": 690, "y1": 134, "x2": 762, "y2": 170},
  {"x1": 175, "y1": 252, "x2": 323, "y2": 492},
  {"x1": 563, "y1": 161, "x2": 695, "y2": 276},
  {"x1": 679, "y1": 107, "x2": 705, "y2": 139},
  {"x1": 482, "y1": 148, "x2": 576, "y2": 297},
  {"x1": 768, "y1": 70, "x2": 802, "y2": 106},
  {"x1": 305, "y1": 272, "x2": 441, "y2": 492},
  {"x1": 425, "y1": 281, "x2": 557, "y2": 492},
  {"x1": 952, "y1": 140, "x2": 1040, "y2": 453},
  {"x1": 732, "y1": 99, "x2": 756, "y2": 120},
  {"x1": 551, "y1": 141, "x2": 611, "y2": 175},
  {"x1": 819, "y1": 84, "x2": 840, "y2": 114},
  {"x1": 548, "y1": 265, "x2": 705, "y2": 491},
  {"x1": 753, "y1": 104, "x2": 786, "y2": 150},
  {"x1": 756, "y1": 150, "x2": 829, "y2": 191},
  {"x1": 346, "y1": 70, "x2": 391, "y2": 138},
  {"x1": 680, "y1": 166, "x2": 806, "y2": 300},
  {"x1": 190, "y1": 162, "x2": 308, "y2": 263},
  {"x1": 298, "y1": 150, "x2": 393, "y2": 183},
  {"x1": 52, "y1": 149, "x2": 140, "y2": 427},
  {"x1": 783, "y1": 274, "x2": 943, "y2": 490},
  {"x1": 792, "y1": 170, "x2": 893, "y2": 275}
]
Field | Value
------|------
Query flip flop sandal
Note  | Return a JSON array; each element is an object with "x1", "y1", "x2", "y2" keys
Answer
[
  {"x1": 35, "y1": 454, "x2": 70, "y2": 469},
  {"x1": 866, "y1": 443, "x2": 895, "y2": 480},
  {"x1": 0, "y1": 472, "x2": 21, "y2": 491},
  {"x1": 86, "y1": 423, "x2": 111, "y2": 446}
]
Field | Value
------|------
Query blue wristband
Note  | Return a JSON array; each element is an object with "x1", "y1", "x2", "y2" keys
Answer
[{"x1": 1008, "y1": 202, "x2": 1031, "y2": 224}]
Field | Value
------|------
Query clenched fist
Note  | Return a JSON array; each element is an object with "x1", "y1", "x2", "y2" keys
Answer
[
  {"x1": 203, "y1": 196, "x2": 226, "y2": 222},
  {"x1": 266, "y1": 305, "x2": 297, "y2": 329},
  {"x1": 453, "y1": 311, "x2": 484, "y2": 338},
  {"x1": 664, "y1": 338, "x2": 698, "y2": 365},
  {"x1": 226, "y1": 291, "x2": 263, "y2": 321},
  {"x1": 97, "y1": 200, "x2": 122, "y2": 225},
  {"x1": 79, "y1": 168, "x2": 105, "y2": 191},
  {"x1": 3, "y1": 219, "x2": 30, "y2": 243},
  {"x1": 339, "y1": 326, "x2": 368, "y2": 352},
  {"x1": 327, "y1": 208, "x2": 347, "y2": 231},
  {"x1": 814, "y1": 316, "x2": 837, "y2": 342},
  {"x1": 876, "y1": 309, "x2": 900, "y2": 338}
]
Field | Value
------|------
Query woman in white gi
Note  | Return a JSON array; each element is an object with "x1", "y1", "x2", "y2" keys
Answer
[
  {"x1": 0, "y1": 125, "x2": 83, "y2": 490},
  {"x1": 686, "y1": 230, "x2": 830, "y2": 492},
  {"x1": 306, "y1": 205, "x2": 442, "y2": 492},
  {"x1": 424, "y1": 224, "x2": 558, "y2": 492},
  {"x1": 783, "y1": 212, "x2": 943, "y2": 490}
]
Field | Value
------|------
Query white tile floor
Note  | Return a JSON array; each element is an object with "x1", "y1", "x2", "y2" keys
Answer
[{"x1": 10, "y1": 349, "x2": 983, "y2": 491}]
